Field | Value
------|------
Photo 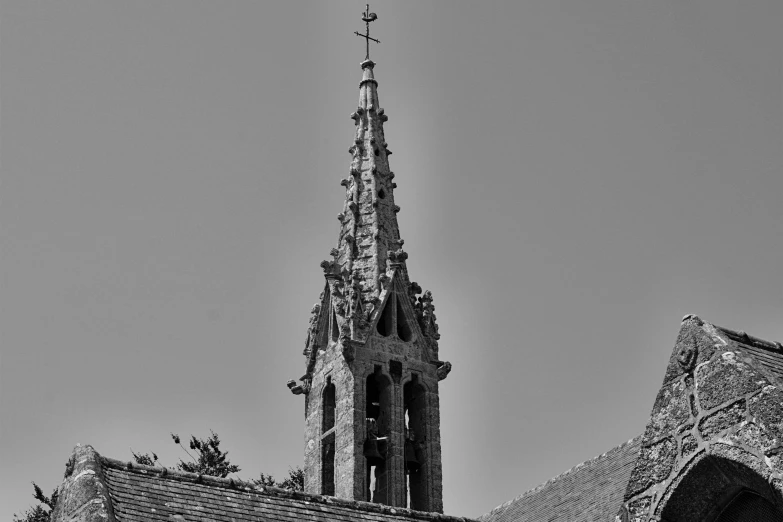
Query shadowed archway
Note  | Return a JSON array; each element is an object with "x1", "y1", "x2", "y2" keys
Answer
[{"x1": 659, "y1": 454, "x2": 783, "y2": 522}]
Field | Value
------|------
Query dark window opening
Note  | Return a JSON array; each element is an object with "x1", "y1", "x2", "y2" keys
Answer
[
  {"x1": 716, "y1": 491, "x2": 781, "y2": 522},
  {"x1": 660, "y1": 455, "x2": 783, "y2": 522},
  {"x1": 376, "y1": 295, "x2": 393, "y2": 337},
  {"x1": 404, "y1": 375, "x2": 427, "y2": 511},
  {"x1": 378, "y1": 189, "x2": 386, "y2": 199},
  {"x1": 321, "y1": 432, "x2": 335, "y2": 496},
  {"x1": 396, "y1": 298, "x2": 412, "y2": 341},
  {"x1": 365, "y1": 368, "x2": 392, "y2": 504},
  {"x1": 322, "y1": 378, "x2": 335, "y2": 433}
]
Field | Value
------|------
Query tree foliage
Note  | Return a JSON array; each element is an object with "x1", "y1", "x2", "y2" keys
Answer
[
  {"x1": 12, "y1": 483, "x2": 58, "y2": 522},
  {"x1": 169, "y1": 430, "x2": 241, "y2": 478},
  {"x1": 17, "y1": 430, "x2": 303, "y2": 520},
  {"x1": 256, "y1": 466, "x2": 305, "y2": 491}
]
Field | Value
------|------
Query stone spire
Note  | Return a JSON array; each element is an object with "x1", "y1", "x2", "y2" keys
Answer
[
  {"x1": 288, "y1": 9, "x2": 451, "y2": 512},
  {"x1": 320, "y1": 58, "x2": 409, "y2": 343}
]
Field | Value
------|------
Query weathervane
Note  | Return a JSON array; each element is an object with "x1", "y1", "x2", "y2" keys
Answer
[{"x1": 354, "y1": 4, "x2": 379, "y2": 61}]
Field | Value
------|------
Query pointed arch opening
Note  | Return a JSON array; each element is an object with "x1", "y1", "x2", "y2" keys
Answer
[
  {"x1": 376, "y1": 294, "x2": 394, "y2": 337},
  {"x1": 396, "y1": 297, "x2": 412, "y2": 342},
  {"x1": 321, "y1": 377, "x2": 336, "y2": 496},
  {"x1": 365, "y1": 367, "x2": 392, "y2": 504},
  {"x1": 404, "y1": 374, "x2": 428, "y2": 511},
  {"x1": 322, "y1": 377, "x2": 335, "y2": 433},
  {"x1": 659, "y1": 454, "x2": 783, "y2": 522}
]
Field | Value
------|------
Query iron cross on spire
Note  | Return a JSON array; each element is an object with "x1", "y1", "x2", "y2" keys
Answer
[{"x1": 354, "y1": 4, "x2": 379, "y2": 61}]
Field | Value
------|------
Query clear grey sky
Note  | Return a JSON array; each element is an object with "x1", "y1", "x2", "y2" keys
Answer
[{"x1": 2, "y1": 1, "x2": 781, "y2": 518}]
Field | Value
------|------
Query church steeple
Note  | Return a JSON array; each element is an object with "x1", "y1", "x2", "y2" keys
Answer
[{"x1": 288, "y1": 7, "x2": 451, "y2": 513}]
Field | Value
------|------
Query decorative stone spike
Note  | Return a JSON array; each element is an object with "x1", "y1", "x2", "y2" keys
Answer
[
  {"x1": 340, "y1": 178, "x2": 351, "y2": 187},
  {"x1": 393, "y1": 205, "x2": 401, "y2": 213},
  {"x1": 351, "y1": 111, "x2": 360, "y2": 122},
  {"x1": 389, "y1": 172, "x2": 395, "y2": 179},
  {"x1": 337, "y1": 212, "x2": 345, "y2": 222},
  {"x1": 392, "y1": 182, "x2": 397, "y2": 188},
  {"x1": 320, "y1": 260, "x2": 337, "y2": 275},
  {"x1": 386, "y1": 148, "x2": 392, "y2": 155}
]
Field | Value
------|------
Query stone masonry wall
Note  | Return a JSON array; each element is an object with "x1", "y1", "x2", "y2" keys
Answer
[
  {"x1": 303, "y1": 318, "x2": 443, "y2": 512},
  {"x1": 51, "y1": 444, "x2": 117, "y2": 522},
  {"x1": 618, "y1": 316, "x2": 783, "y2": 521}
]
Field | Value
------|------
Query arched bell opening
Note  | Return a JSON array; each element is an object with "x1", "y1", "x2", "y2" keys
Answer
[
  {"x1": 320, "y1": 378, "x2": 336, "y2": 496},
  {"x1": 322, "y1": 378, "x2": 336, "y2": 433},
  {"x1": 659, "y1": 454, "x2": 783, "y2": 522},
  {"x1": 403, "y1": 375, "x2": 427, "y2": 511},
  {"x1": 365, "y1": 367, "x2": 392, "y2": 504}
]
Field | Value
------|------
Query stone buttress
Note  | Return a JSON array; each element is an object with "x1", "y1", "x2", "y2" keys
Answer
[{"x1": 287, "y1": 58, "x2": 451, "y2": 513}]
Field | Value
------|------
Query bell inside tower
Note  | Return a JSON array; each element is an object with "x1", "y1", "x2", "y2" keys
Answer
[{"x1": 365, "y1": 366, "x2": 392, "y2": 503}]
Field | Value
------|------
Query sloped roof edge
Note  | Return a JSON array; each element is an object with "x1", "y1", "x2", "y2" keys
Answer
[
  {"x1": 479, "y1": 435, "x2": 643, "y2": 521},
  {"x1": 99, "y1": 452, "x2": 480, "y2": 522}
]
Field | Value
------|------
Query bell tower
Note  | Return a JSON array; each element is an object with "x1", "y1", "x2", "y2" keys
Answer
[{"x1": 287, "y1": 5, "x2": 451, "y2": 513}]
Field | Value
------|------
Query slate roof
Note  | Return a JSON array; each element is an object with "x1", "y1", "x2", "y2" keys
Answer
[
  {"x1": 53, "y1": 444, "x2": 479, "y2": 522},
  {"x1": 713, "y1": 323, "x2": 783, "y2": 385},
  {"x1": 479, "y1": 436, "x2": 642, "y2": 522}
]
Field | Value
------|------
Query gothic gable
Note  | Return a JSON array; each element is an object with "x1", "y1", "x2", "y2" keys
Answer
[
  {"x1": 367, "y1": 269, "x2": 437, "y2": 363},
  {"x1": 618, "y1": 316, "x2": 783, "y2": 521}
]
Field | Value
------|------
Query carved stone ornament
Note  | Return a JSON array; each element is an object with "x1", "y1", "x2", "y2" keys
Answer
[
  {"x1": 677, "y1": 337, "x2": 698, "y2": 371},
  {"x1": 387, "y1": 248, "x2": 408, "y2": 266},
  {"x1": 419, "y1": 291, "x2": 441, "y2": 340},
  {"x1": 287, "y1": 376, "x2": 312, "y2": 395},
  {"x1": 320, "y1": 259, "x2": 339, "y2": 277},
  {"x1": 436, "y1": 361, "x2": 452, "y2": 381},
  {"x1": 303, "y1": 303, "x2": 322, "y2": 356}
]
